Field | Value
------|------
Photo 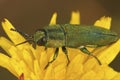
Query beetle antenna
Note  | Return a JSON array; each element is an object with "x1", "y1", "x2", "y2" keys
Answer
[
  {"x1": 10, "y1": 28, "x2": 35, "y2": 46},
  {"x1": 15, "y1": 40, "x2": 34, "y2": 46},
  {"x1": 10, "y1": 28, "x2": 32, "y2": 39}
]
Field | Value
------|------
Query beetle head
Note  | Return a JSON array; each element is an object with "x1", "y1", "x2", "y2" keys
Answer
[
  {"x1": 33, "y1": 30, "x2": 47, "y2": 48},
  {"x1": 10, "y1": 28, "x2": 47, "y2": 49}
]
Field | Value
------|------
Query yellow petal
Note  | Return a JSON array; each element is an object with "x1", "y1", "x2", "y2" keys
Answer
[
  {"x1": 35, "y1": 46, "x2": 45, "y2": 59},
  {"x1": 54, "y1": 63, "x2": 66, "y2": 80},
  {"x1": 10, "y1": 59, "x2": 32, "y2": 78},
  {"x1": 0, "y1": 37, "x2": 13, "y2": 56},
  {"x1": 33, "y1": 60, "x2": 42, "y2": 79},
  {"x1": 113, "y1": 73, "x2": 120, "y2": 80},
  {"x1": 70, "y1": 11, "x2": 80, "y2": 24},
  {"x1": 39, "y1": 51, "x2": 48, "y2": 69},
  {"x1": 94, "y1": 69, "x2": 104, "y2": 80},
  {"x1": 44, "y1": 65, "x2": 54, "y2": 80},
  {"x1": 81, "y1": 70, "x2": 96, "y2": 80},
  {"x1": 8, "y1": 46, "x2": 22, "y2": 60},
  {"x1": 0, "y1": 37, "x2": 22, "y2": 59},
  {"x1": 66, "y1": 54, "x2": 83, "y2": 79},
  {"x1": 30, "y1": 72, "x2": 37, "y2": 80},
  {"x1": 19, "y1": 61, "x2": 32, "y2": 79},
  {"x1": 102, "y1": 65, "x2": 118, "y2": 79},
  {"x1": 49, "y1": 12, "x2": 57, "y2": 25},
  {"x1": 22, "y1": 48, "x2": 34, "y2": 70},
  {"x1": 94, "y1": 16, "x2": 111, "y2": 29},
  {"x1": 68, "y1": 48, "x2": 88, "y2": 62},
  {"x1": 10, "y1": 59, "x2": 23, "y2": 76},
  {"x1": 97, "y1": 39, "x2": 120, "y2": 64},
  {"x1": 83, "y1": 58, "x2": 99, "y2": 72},
  {"x1": 0, "y1": 53, "x2": 17, "y2": 76},
  {"x1": 1, "y1": 19, "x2": 29, "y2": 47}
]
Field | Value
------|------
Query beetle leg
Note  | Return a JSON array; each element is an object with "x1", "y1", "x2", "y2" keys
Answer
[
  {"x1": 62, "y1": 46, "x2": 70, "y2": 66},
  {"x1": 45, "y1": 48, "x2": 59, "y2": 69},
  {"x1": 79, "y1": 46, "x2": 102, "y2": 65}
]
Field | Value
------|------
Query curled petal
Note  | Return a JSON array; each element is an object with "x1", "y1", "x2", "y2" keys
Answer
[
  {"x1": 94, "y1": 16, "x2": 111, "y2": 29},
  {"x1": 49, "y1": 13, "x2": 57, "y2": 25},
  {"x1": 70, "y1": 11, "x2": 80, "y2": 24}
]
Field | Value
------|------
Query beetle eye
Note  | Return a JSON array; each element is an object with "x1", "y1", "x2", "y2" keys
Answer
[{"x1": 37, "y1": 37, "x2": 47, "y2": 45}]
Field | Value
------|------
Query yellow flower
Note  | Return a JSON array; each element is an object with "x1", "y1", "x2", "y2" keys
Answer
[{"x1": 0, "y1": 11, "x2": 120, "y2": 80}]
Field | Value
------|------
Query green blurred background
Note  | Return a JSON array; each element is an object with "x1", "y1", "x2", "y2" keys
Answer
[{"x1": 0, "y1": 0, "x2": 120, "y2": 80}]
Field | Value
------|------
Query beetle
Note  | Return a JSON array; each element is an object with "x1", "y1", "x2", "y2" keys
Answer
[{"x1": 11, "y1": 24, "x2": 119, "y2": 69}]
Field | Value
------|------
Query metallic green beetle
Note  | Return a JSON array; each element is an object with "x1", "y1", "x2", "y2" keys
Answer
[{"x1": 11, "y1": 24, "x2": 119, "y2": 69}]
